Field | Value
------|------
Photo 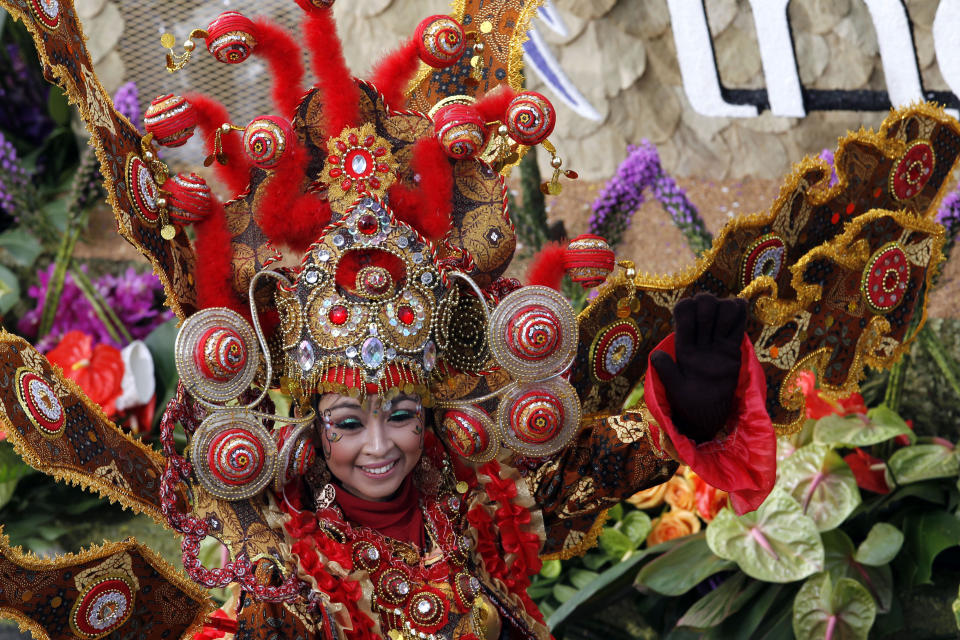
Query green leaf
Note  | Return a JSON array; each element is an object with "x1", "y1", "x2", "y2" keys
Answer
[
  {"x1": 569, "y1": 568, "x2": 600, "y2": 590},
  {"x1": 813, "y1": 407, "x2": 910, "y2": 448},
  {"x1": 706, "y1": 487, "x2": 824, "y2": 583},
  {"x1": 677, "y1": 572, "x2": 763, "y2": 629},
  {"x1": 144, "y1": 318, "x2": 179, "y2": 428},
  {"x1": 0, "y1": 264, "x2": 20, "y2": 315},
  {"x1": 622, "y1": 510, "x2": 652, "y2": 545},
  {"x1": 580, "y1": 551, "x2": 609, "y2": 571},
  {"x1": 792, "y1": 573, "x2": 876, "y2": 640},
  {"x1": 552, "y1": 583, "x2": 578, "y2": 603},
  {"x1": 953, "y1": 584, "x2": 960, "y2": 631},
  {"x1": 0, "y1": 228, "x2": 43, "y2": 267},
  {"x1": 539, "y1": 558, "x2": 561, "y2": 579},
  {"x1": 635, "y1": 534, "x2": 734, "y2": 596},
  {"x1": 895, "y1": 509, "x2": 960, "y2": 586},
  {"x1": 47, "y1": 85, "x2": 71, "y2": 126},
  {"x1": 598, "y1": 527, "x2": 635, "y2": 560},
  {"x1": 854, "y1": 523, "x2": 903, "y2": 566},
  {"x1": 888, "y1": 444, "x2": 960, "y2": 484},
  {"x1": 821, "y1": 530, "x2": 893, "y2": 613},
  {"x1": 777, "y1": 443, "x2": 861, "y2": 531}
]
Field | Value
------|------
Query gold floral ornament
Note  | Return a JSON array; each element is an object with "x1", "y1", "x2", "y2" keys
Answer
[{"x1": 321, "y1": 123, "x2": 397, "y2": 210}]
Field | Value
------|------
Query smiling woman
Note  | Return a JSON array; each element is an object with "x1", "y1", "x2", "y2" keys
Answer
[{"x1": 317, "y1": 394, "x2": 425, "y2": 502}]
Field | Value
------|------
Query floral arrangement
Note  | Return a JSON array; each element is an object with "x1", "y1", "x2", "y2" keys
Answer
[
  {"x1": 588, "y1": 140, "x2": 712, "y2": 254},
  {"x1": 532, "y1": 373, "x2": 960, "y2": 639}
]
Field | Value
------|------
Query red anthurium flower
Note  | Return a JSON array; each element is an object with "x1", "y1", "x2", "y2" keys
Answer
[
  {"x1": 843, "y1": 448, "x2": 890, "y2": 494},
  {"x1": 47, "y1": 331, "x2": 124, "y2": 417},
  {"x1": 895, "y1": 419, "x2": 915, "y2": 447},
  {"x1": 795, "y1": 371, "x2": 867, "y2": 419}
]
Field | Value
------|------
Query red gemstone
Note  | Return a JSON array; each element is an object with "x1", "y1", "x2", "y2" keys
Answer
[
  {"x1": 329, "y1": 306, "x2": 348, "y2": 325},
  {"x1": 377, "y1": 163, "x2": 390, "y2": 173},
  {"x1": 341, "y1": 178, "x2": 353, "y2": 191},
  {"x1": 329, "y1": 168, "x2": 342, "y2": 178},
  {"x1": 364, "y1": 135, "x2": 375, "y2": 147},
  {"x1": 348, "y1": 133, "x2": 359, "y2": 146},
  {"x1": 329, "y1": 155, "x2": 340, "y2": 165},
  {"x1": 357, "y1": 214, "x2": 378, "y2": 235},
  {"x1": 336, "y1": 141, "x2": 347, "y2": 152},
  {"x1": 369, "y1": 177, "x2": 381, "y2": 189},
  {"x1": 374, "y1": 147, "x2": 387, "y2": 157},
  {"x1": 397, "y1": 306, "x2": 415, "y2": 325}
]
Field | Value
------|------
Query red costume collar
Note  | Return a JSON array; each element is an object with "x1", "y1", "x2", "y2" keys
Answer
[{"x1": 333, "y1": 476, "x2": 425, "y2": 548}]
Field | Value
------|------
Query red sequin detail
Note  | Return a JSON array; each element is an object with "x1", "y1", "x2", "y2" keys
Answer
[
  {"x1": 329, "y1": 306, "x2": 349, "y2": 325},
  {"x1": 357, "y1": 214, "x2": 378, "y2": 235},
  {"x1": 397, "y1": 306, "x2": 415, "y2": 325}
]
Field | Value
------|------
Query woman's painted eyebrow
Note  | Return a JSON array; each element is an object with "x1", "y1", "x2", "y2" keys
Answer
[{"x1": 326, "y1": 400, "x2": 362, "y2": 412}]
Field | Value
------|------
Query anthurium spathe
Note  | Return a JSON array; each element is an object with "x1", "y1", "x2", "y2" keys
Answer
[
  {"x1": 47, "y1": 330, "x2": 124, "y2": 416},
  {"x1": 842, "y1": 448, "x2": 891, "y2": 495},
  {"x1": 778, "y1": 443, "x2": 861, "y2": 532}
]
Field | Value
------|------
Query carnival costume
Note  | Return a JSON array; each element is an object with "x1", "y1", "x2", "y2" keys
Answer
[{"x1": 0, "y1": 0, "x2": 955, "y2": 638}]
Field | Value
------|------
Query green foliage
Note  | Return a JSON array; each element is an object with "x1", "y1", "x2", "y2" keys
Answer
[
  {"x1": 792, "y1": 573, "x2": 876, "y2": 640},
  {"x1": 777, "y1": 443, "x2": 861, "y2": 531}
]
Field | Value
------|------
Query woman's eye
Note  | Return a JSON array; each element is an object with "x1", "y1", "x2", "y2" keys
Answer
[
  {"x1": 334, "y1": 418, "x2": 363, "y2": 430},
  {"x1": 388, "y1": 410, "x2": 416, "y2": 422}
]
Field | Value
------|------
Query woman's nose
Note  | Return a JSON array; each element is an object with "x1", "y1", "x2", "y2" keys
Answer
[{"x1": 363, "y1": 420, "x2": 392, "y2": 456}]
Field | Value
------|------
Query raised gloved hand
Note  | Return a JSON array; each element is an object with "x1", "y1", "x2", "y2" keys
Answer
[{"x1": 650, "y1": 293, "x2": 748, "y2": 443}]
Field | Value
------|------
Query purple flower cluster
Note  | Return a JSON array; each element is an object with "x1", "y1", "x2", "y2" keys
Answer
[
  {"x1": 0, "y1": 131, "x2": 28, "y2": 221},
  {"x1": 19, "y1": 264, "x2": 173, "y2": 351},
  {"x1": 0, "y1": 43, "x2": 53, "y2": 146},
  {"x1": 819, "y1": 148, "x2": 839, "y2": 187},
  {"x1": 112, "y1": 82, "x2": 141, "y2": 131},
  {"x1": 589, "y1": 140, "x2": 712, "y2": 253},
  {"x1": 936, "y1": 189, "x2": 960, "y2": 262}
]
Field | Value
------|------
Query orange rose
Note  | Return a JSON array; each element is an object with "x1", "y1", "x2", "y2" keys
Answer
[
  {"x1": 664, "y1": 474, "x2": 696, "y2": 512},
  {"x1": 646, "y1": 509, "x2": 701, "y2": 546},
  {"x1": 689, "y1": 472, "x2": 729, "y2": 522},
  {"x1": 626, "y1": 482, "x2": 667, "y2": 510}
]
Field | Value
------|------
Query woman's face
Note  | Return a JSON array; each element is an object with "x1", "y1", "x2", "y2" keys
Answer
[{"x1": 316, "y1": 393, "x2": 424, "y2": 501}]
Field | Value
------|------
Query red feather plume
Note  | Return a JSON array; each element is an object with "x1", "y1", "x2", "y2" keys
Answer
[
  {"x1": 526, "y1": 242, "x2": 567, "y2": 291},
  {"x1": 184, "y1": 93, "x2": 252, "y2": 197},
  {"x1": 387, "y1": 137, "x2": 454, "y2": 241},
  {"x1": 252, "y1": 17, "x2": 307, "y2": 118},
  {"x1": 368, "y1": 37, "x2": 420, "y2": 110}
]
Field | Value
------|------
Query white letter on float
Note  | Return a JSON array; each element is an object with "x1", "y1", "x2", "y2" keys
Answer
[
  {"x1": 863, "y1": 0, "x2": 925, "y2": 108},
  {"x1": 747, "y1": 0, "x2": 805, "y2": 117},
  {"x1": 933, "y1": 0, "x2": 960, "y2": 119},
  {"x1": 666, "y1": 0, "x2": 759, "y2": 118}
]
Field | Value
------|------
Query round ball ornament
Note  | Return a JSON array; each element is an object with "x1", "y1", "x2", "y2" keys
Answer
[
  {"x1": 15, "y1": 368, "x2": 65, "y2": 438},
  {"x1": 243, "y1": 116, "x2": 291, "y2": 169},
  {"x1": 191, "y1": 411, "x2": 278, "y2": 501},
  {"x1": 505, "y1": 91, "x2": 556, "y2": 146},
  {"x1": 163, "y1": 173, "x2": 212, "y2": 223},
  {"x1": 175, "y1": 308, "x2": 259, "y2": 404},
  {"x1": 144, "y1": 94, "x2": 197, "y2": 147},
  {"x1": 590, "y1": 319, "x2": 641, "y2": 382},
  {"x1": 205, "y1": 12, "x2": 258, "y2": 64},
  {"x1": 488, "y1": 286, "x2": 577, "y2": 381},
  {"x1": 497, "y1": 377, "x2": 581, "y2": 457},
  {"x1": 890, "y1": 140, "x2": 935, "y2": 201},
  {"x1": 861, "y1": 242, "x2": 909, "y2": 314},
  {"x1": 433, "y1": 104, "x2": 487, "y2": 159},
  {"x1": 273, "y1": 423, "x2": 317, "y2": 491},
  {"x1": 438, "y1": 406, "x2": 500, "y2": 463},
  {"x1": 416, "y1": 15, "x2": 466, "y2": 68},
  {"x1": 563, "y1": 234, "x2": 615, "y2": 288},
  {"x1": 69, "y1": 576, "x2": 136, "y2": 639},
  {"x1": 740, "y1": 233, "x2": 787, "y2": 289}
]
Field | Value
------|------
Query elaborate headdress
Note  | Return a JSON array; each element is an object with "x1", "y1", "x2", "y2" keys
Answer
[{"x1": 0, "y1": 0, "x2": 957, "y2": 637}]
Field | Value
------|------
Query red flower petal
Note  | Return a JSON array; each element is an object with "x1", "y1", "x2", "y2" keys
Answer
[{"x1": 843, "y1": 448, "x2": 890, "y2": 494}]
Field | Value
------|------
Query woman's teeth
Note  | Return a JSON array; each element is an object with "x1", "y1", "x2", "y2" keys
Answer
[{"x1": 362, "y1": 460, "x2": 398, "y2": 475}]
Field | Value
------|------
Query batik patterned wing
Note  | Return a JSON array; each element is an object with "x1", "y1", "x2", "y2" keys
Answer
[
  {"x1": 0, "y1": 535, "x2": 210, "y2": 640},
  {"x1": 189, "y1": 489, "x2": 290, "y2": 573},
  {"x1": 0, "y1": 333, "x2": 188, "y2": 527},
  {"x1": 749, "y1": 209, "x2": 943, "y2": 433},
  {"x1": 0, "y1": 0, "x2": 198, "y2": 318},
  {"x1": 570, "y1": 104, "x2": 960, "y2": 423},
  {"x1": 407, "y1": 0, "x2": 541, "y2": 112}
]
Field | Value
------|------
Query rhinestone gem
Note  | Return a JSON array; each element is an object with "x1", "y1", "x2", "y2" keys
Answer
[
  {"x1": 361, "y1": 337, "x2": 385, "y2": 368},
  {"x1": 397, "y1": 236, "x2": 409, "y2": 248},
  {"x1": 357, "y1": 214, "x2": 378, "y2": 235},
  {"x1": 366, "y1": 547, "x2": 379, "y2": 561},
  {"x1": 317, "y1": 250, "x2": 331, "y2": 262},
  {"x1": 412, "y1": 253, "x2": 424, "y2": 264},
  {"x1": 470, "y1": 577, "x2": 480, "y2": 590},
  {"x1": 333, "y1": 234, "x2": 345, "y2": 247},
  {"x1": 416, "y1": 599, "x2": 432, "y2": 614},
  {"x1": 345, "y1": 346, "x2": 358, "y2": 359},
  {"x1": 386, "y1": 347, "x2": 397, "y2": 360},
  {"x1": 420, "y1": 272, "x2": 434, "y2": 285},
  {"x1": 329, "y1": 305, "x2": 349, "y2": 325},
  {"x1": 397, "y1": 306, "x2": 415, "y2": 325},
  {"x1": 423, "y1": 341, "x2": 437, "y2": 372},
  {"x1": 297, "y1": 340, "x2": 315, "y2": 371},
  {"x1": 397, "y1": 581, "x2": 410, "y2": 595},
  {"x1": 351, "y1": 153, "x2": 369, "y2": 175},
  {"x1": 305, "y1": 270, "x2": 319, "y2": 284},
  {"x1": 361, "y1": 197, "x2": 373, "y2": 208}
]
